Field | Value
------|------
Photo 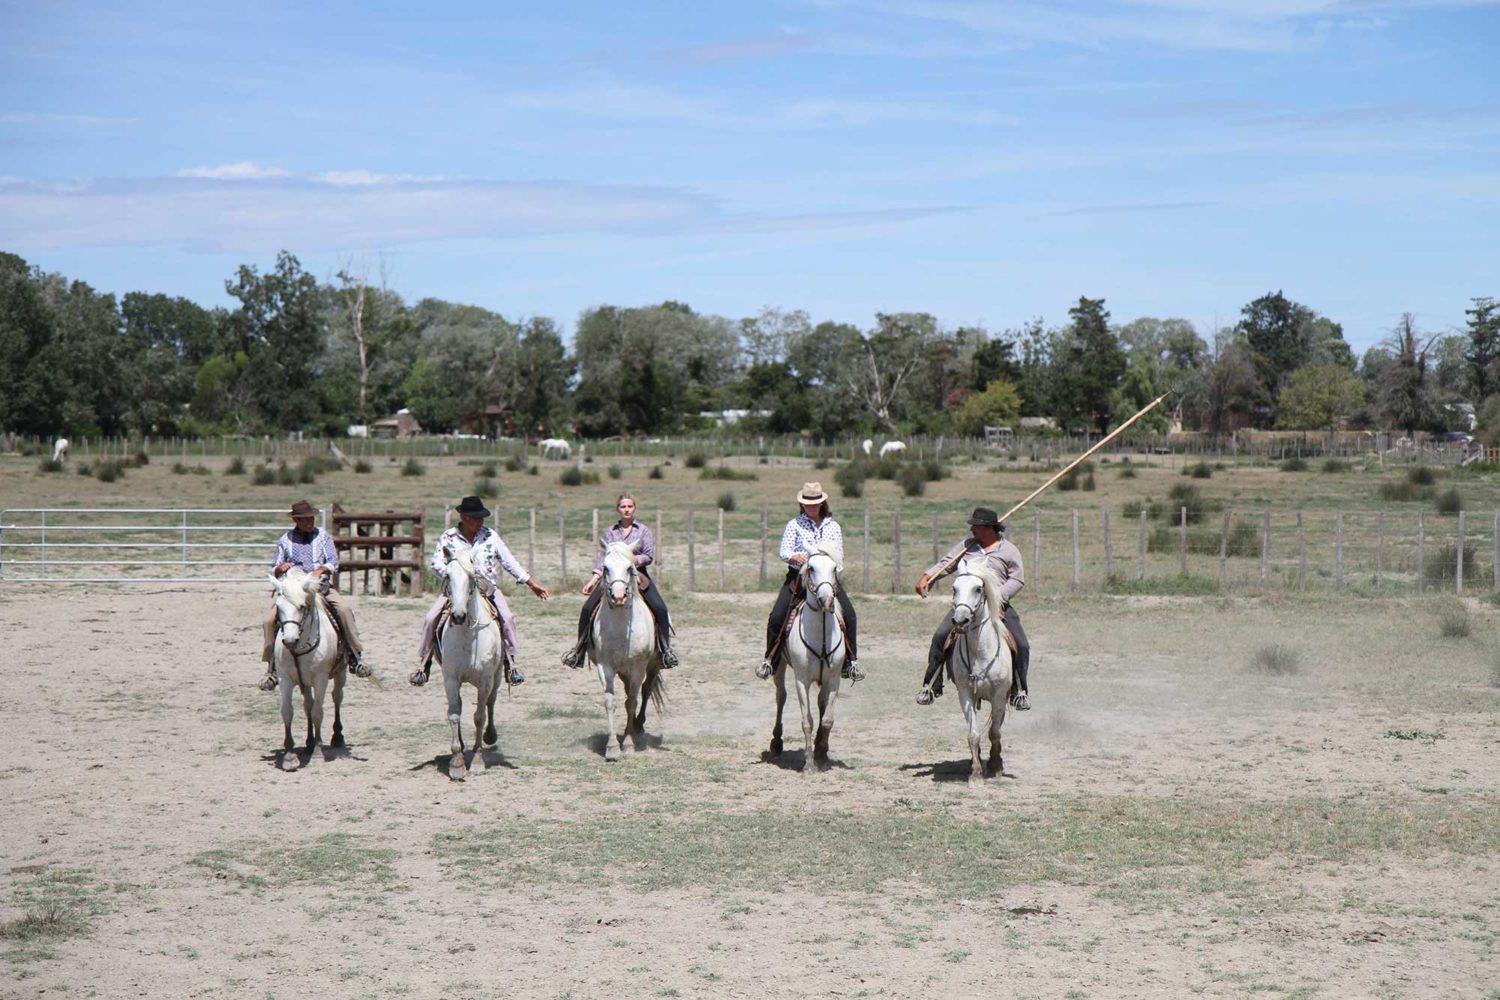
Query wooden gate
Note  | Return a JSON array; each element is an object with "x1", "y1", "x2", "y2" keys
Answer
[{"x1": 330, "y1": 504, "x2": 426, "y2": 595}]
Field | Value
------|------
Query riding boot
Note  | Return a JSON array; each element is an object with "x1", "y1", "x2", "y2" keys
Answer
[
  {"x1": 658, "y1": 638, "x2": 678, "y2": 669},
  {"x1": 560, "y1": 638, "x2": 587, "y2": 668},
  {"x1": 259, "y1": 664, "x2": 278, "y2": 692},
  {"x1": 409, "y1": 652, "x2": 434, "y2": 687},
  {"x1": 507, "y1": 663, "x2": 526, "y2": 685}
]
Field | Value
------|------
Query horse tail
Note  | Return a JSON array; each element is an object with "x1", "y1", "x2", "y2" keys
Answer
[{"x1": 636, "y1": 664, "x2": 666, "y2": 728}]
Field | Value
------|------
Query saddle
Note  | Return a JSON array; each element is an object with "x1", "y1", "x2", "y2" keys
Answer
[
  {"x1": 768, "y1": 582, "x2": 847, "y2": 665},
  {"x1": 941, "y1": 617, "x2": 1019, "y2": 660},
  {"x1": 432, "y1": 593, "x2": 502, "y2": 652}
]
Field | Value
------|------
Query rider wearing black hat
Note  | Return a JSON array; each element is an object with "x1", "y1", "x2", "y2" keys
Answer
[{"x1": 914, "y1": 507, "x2": 1031, "y2": 709}]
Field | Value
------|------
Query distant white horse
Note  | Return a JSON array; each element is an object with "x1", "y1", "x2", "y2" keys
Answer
[
  {"x1": 51, "y1": 437, "x2": 69, "y2": 462},
  {"x1": 435, "y1": 545, "x2": 505, "y2": 781},
  {"x1": 861, "y1": 439, "x2": 873, "y2": 456},
  {"x1": 268, "y1": 569, "x2": 346, "y2": 772},
  {"x1": 770, "y1": 545, "x2": 846, "y2": 771},
  {"x1": 879, "y1": 440, "x2": 906, "y2": 459},
  {"x1": 944, "y1": 561, "x2": 1014, "y2": 783},
  {"x1": 588, "y1": 540, "x2": 665, "y2": 761},
  {"x1": 539, "y1": 437, "x2": 571, "y2": 460}
]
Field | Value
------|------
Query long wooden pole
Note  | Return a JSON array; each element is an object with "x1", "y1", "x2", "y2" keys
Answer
[{"x1": 927, "y1": 389, "x2": 1174, "y2": 582}]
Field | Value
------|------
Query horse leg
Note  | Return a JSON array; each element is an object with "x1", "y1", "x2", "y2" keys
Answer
[
  {"x1": 793, "y1": 672, "x2": 815, "y2": 773},
  {"x1": 988, "y1": 700, "x2": 1007, "y2": 777},
  {"x1": 770, "y1": 663, "x2": 787, "y2": 757},
  {"x1": 445, "y1": 671, "x2": 467, "y2": 781},
  {"x1": 599, "y1": 664, "x2": 621, "y2": 762},
  {"x1": 482, "y1": 656, "x2": 501, "y2": 748},
  {"x1": 962, "y1": 690, "x2": 984, "y2": 784},
  {"x1": 300, "y1": 682, "x2": 317, "y2": 760},
  {"x1": 470, "y1": 676, "x2": 490, "y2": 775},
  {"x1": 309, "y1": 673, "x2": 330, "y2": 757},
  {"x1": 622, "y1": 672, "x2": 642, "y2": 754},
  {"x1": 330, "y1": 661, "x2": 346, "y2": 748},
  {"x1": 278, "y1": 670, "x2": 299, "y2": 771},
  {"x1": 813, "y1": 680, "x2": 836, "y2": 767}
]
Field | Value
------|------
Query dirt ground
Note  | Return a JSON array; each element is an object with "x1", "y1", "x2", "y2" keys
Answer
[{"x1": 1, "y1": 584, "x2": 1497, "y2": 999}]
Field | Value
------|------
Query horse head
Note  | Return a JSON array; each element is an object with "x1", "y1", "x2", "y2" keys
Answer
[
  {"x1": 270, "y1": 569, "x2": 317, "y2": 647},
  {"x1": 600, "y1": 540, "x2": 640, "y2": 608},
  {"x1": 802, "y1": 546, "x2": 843, "y2": 613},
  {"x1": 445, "y1": 547, "x2": 477, "y2": 624},
  {"x1": 951, "y1": 560, "x2": 1003, "y2": 629}
]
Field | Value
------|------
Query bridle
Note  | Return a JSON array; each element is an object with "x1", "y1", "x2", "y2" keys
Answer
[
  {"x1": 273, "y1": 587, "x2": 321, "y2": 689},
  {"x1": 603, "y1": 551, "x2": 637, "y2": 610},
  {"x1": 792, "y1": 552, "x2": 845, "y2": 674},
  {"x1": 950, "y1": 570, "x2": 1001, "y2": 678},
  {"x1": 444, "y1": 550, "x2": 492, "y2": 633}
]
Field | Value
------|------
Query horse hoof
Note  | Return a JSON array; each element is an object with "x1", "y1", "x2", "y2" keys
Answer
[
  {"x1": 280, "y1": 754, "x2": 300, "y2": 772},
  {"x1": 330, "y1": 734, "x2": 345, "y2": 748},
  {"x1": 769, "y1": 738, "x2": 783, "y2": 756},
  {"x1": 604, "y1": 744, "x2": 621, "y2": 762},
  {"x1": 470, "y1": 756, "x2": 486, "y2": 774}
]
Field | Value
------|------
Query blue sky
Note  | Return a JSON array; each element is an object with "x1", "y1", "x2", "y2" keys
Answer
[{"x1": 2, "y1": 0, "x2": 1497, "y2": 352}]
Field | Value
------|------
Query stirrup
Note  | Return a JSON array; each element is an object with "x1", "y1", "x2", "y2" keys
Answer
[
  {"x1": 841, "y1": 659, "x2": 864, "y2": 683},
  {"x1": 659, "y1": 646, "x2": 678, "y2": 669},
  {"x1": 349, "y1": 655, "x2": 372, "y2": 678},
  {"x1": 755, "y1": 659, "x2": 774, "y2": 680},
  {"x1": 561, "y1": 647, "x2": 584, "y2": 668},
  {"x1": 1010, "y1": 691, "x2": 1030, "y2": 710},
  {"x1": 915, "y1": 686, "x2": 934, "y2": 706},
  {"x1": 507, "y1": 664, "x2": 526, "y2": 686},
  {"x1": 258, "y1": 671, "x2": 278, "y2": 692},
  {"x1": 409, "y1": 665, "x2": 429, "y2": 687}
]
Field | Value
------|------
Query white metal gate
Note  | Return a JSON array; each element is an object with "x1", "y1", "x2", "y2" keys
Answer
[{"x1": 0, "y1": 507, "x2": 320, "y2": 584}]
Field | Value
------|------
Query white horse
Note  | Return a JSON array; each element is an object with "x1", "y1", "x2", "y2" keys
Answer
[
  {"x1": 435, "y1": 546, "x2": 505, "y2": 781},
  {"x1": 51, "y1": 437, "x2": 69, "y2": 462},
  {"x1": 268, "y1": 569, "x2": 346, "y2": 772},
  {"x1": 589, "y1": 540, "x2": 664, "y2": 761},
  {"x1": 539, "y1": 437, "x2": 571, "y2": 460},
  {"x1": 879, "y1": 440, "x2": 906, "y2": 459},
  {"x1": 945, "y1": 561, "x2": 1014, "y2": 783},
  {"x1": 770, "y1": 545, "x2": 847, "y2": 771},
  {"x1": 861, "y1": 439, "x2": 873, "y2": 456}
]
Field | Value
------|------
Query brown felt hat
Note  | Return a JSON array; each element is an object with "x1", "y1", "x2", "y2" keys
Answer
[{"x1": 288, "y1": 500, "x2": 317, "y2": 519}]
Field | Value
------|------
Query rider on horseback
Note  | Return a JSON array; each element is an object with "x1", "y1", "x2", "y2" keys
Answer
[
  {"x1": 259, "y1": 499, "x2": 369, "y2": 691},
  {"x1": 757, "y1": 482, "x2": 861, "y2": 682},
  {"x1": 410, "y1": 495, "x2": 552, "y2": 687},
  {"x1": 914, "y1": 507, "x2": 1031, "y2": 709},
  {"x1": 561, "y1": 492, "x2": 678, "y2": 669}
]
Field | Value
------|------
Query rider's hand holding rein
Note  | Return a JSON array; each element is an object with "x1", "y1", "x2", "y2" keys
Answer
[{"x1": 915, "y1": 574, "x2": 932, "y2": 598}]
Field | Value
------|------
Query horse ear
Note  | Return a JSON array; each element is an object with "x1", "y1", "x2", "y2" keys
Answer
[
  {"x1": 268, "y1": 573, "x2": 282, "y2": 593},
  {"x1": 630, "y1": 538, "x2": 642, "y2": 553}
]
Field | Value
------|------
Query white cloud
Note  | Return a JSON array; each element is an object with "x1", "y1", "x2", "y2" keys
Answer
[{"x1": 176, "y1": 161, "x2": 290, "y2": 180}]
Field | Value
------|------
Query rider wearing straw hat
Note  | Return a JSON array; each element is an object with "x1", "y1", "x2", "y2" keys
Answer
[
  {"x1": 914, "y1": 506, "x2": 1031, "y2": 709},
  {"x1": 410, "y1": 495, "x2": 552, "y2": 687},
  {"x1": 259, "y1": 499, "x2": 369, "y2": 691},
  {"x1": 757, "y1": 482, "x2": 862, "y2": 682}
]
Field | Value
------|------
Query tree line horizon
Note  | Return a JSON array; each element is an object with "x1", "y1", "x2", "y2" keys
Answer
[{"x1": 2, "y1": 249, "x2": 1496, "y2": 446}]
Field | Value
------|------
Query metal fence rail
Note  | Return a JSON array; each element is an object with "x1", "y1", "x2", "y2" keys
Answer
[{"x1": 0, "y1": 508, "x2": 314, "y2": 583}]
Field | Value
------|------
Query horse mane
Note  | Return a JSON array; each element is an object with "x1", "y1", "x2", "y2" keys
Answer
[
  {"x1": 804, "y1": 543, "x2": 844, "y2": 573},
  {"x1": 453, "y1": 549, "x2": 476, "y2": 577},
  {"x1": 280, "y1": 568, "x2": 316, "y2": 608},
  {"x1": 603, "y1": 540, "x2": 638, "y2": 567}
]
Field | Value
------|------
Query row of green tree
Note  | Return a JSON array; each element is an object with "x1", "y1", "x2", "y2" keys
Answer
[{"x1": 1, "y1": 249, "x2": 1494, "y2": 441}]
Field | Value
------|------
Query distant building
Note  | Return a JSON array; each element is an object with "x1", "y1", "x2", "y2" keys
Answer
[
  {"x1": 699, "y1": 409, "x2": 771, "y2": 427},
  {"x1": 371, "y1": 408, "x2": 423, "y2": 440}
]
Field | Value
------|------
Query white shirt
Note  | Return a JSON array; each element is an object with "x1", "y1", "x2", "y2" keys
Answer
[
  {"x1": 779, "y1": 512, "x2": 844, "y2": 566},
  {"x1": 431, "y1": 525, "x2": 530, "y2": 587}
]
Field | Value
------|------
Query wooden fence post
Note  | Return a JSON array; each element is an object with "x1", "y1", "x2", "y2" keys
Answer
[
  {"x1": 759, "y1": 510, "x2": 768, "y2": 587},
  {"x1": 656, "y1": 511, "x2": 664, "y2": 584},
  {"x1": 687, "y1": 509, "x2": 697, "y2": 591},
  {"x1": 1493, "y1": 511, "x2": 1498, "y2": 591},
  {"x1": 1417, "y1": 512, "x2": 1425, "y2": 591},
  {"x1": 1179, "y1": 506, "x2": 1188, "y2": 576},
  {"x1": 1071, "y1": 509, "x2": 1081, "y2": 593},
  {"x1": 1033, "y1": 510, "x2": 1042, "y2": 595},
  {"x1": 1376, "y1": 510, "x2": 1385, "y2": 588},
  {"x1": 1260, "y1": 511, "x2": 1270, "y2": 583},
  {"x1": 893, "y1": 512, "x2": 902, "y2": 594},
  {"x1": 862, "y1": 509, "x2": 871, "y2": 593},
  {"x1": 931, "y1": 512, "x2": 940, "y2": 565},
  {"x1": 1297, "y1": 511, "x2": 1306, "y2": 592},
  {"x1": 1136, "y1": 509, "x2": 1146, "y2": 581},
  {"x1": 558, "y1": 510, "x2": 569, "y2": 588},
  {"x1": 1219, "y1": 510, "x2": 1230, "y2": 589},
  {"x1": 718, "y1": 507, "x2": 726, "y2": 591},
  {"x1": 591, "y1": 508, "x2": 599, "y2": 549},
  {"x1": 1456, "y1": 510, "x2": 1465, "y2": 593},
  {"x1": 1335, "y1": 511, "x2": 1344, "y2": 587},
  {"x1": 527, "y1": 508, "x2": 536, "y2": 573},
  {"x1": 1102, "y1": 506, "x2": 1113, "y2": 581}
]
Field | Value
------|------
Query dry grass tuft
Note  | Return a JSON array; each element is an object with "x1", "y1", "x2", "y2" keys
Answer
[{"x1": 1250, "y1": 644, "x2": 1302, "y2": 675}]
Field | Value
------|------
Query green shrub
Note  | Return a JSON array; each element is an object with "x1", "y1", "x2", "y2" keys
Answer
[
  {"x1": 1321, "y1": 459, "x2": 1350, "y2": 473},
  {"x1": 1438, "y1": 602, "x2": 1471, "y2": 638},
  {"x1": 685, "y1": 453, "x2": 707, "y2": 469},
  {"x1": 401, "y1": 458, "x2": 425, "y2": 477},
  {"x1": 874, "y1": 456, "x2": 902, "y2": 480},
  {"x1": 37, "y1": 457, "x2": 63, "y2": 473},
  {"x1": 1408, "y1": 465, "x2": 1437, "y2": 486},
  {"x1": 923, "y1": 459, "x2": 950, "y2": 482},
  {"x1": 276, "y1": 464, "x2": 297, "y2": 486},
  {"x1": 226, "y1": 456, "x2": 246, "y2": 475},
  {"x1": 1118, "y1": 466, "x2": 1137, "y2": 479},
  {"x1": 94, "y1": 459, "x2": 123, "y2": 483},
  {"x1": 1081, "y1": 470, "x2": 1096, "y2": 491},
  {"x1": 814, "y1": 457, "x2": 830, "y2": 470},
  {"x1": 1435, "y1": 487, "x2": 1463, "y2": 516},
  {"x1": 473, "y1": 476, "x2": 498, "y2": 495},
  {"x1": 717, "y1": 492, "x2": 737, "y2": 512},
  {"x1": 607, "y1": 464, "x2": 622, "y2": 480},
  {"x1": 1184, "y1": 460, "x2": 1213, "y2": 479},
  {"x1": 1121, "y1": 500, "x2": 1143, "y2": 520},
  {"x1": 252, "y1": 466, "x2": 276, "y2": 486},
  {"x1": 1423, "y1": 544, "x2": 1479, "y2": 588},
  {"x1": 559, "y1": 467, "x2": 600, "y2": 487},
  {"x1": 1281, "y1": 457, "x2": 1308, "y2": 472},
  {"x1": 700, "y1": 465, "x2": 756, "y2": 482},
  {"x1": 480, "y1": 461, "x2": 498, "y2": 477},
  {"x1": 76, "y1": 463, "x2": 92, "y2": 476},
  {"x1": 1378, "y1": 480, "x2": 1430, "y2": 502},
  {"x1": 504, "y1": 455, "x2": 526, "y2": 473},
  {"x1": 898, "y1": 465, "x2": 927, "y2": 496},
  {"x1": 648, "y1": 465, "x2": 664, "y2": 480},
  {"x1": 131, "y1": 449, "x2": 150, "y2": 467},
  {"x1": 172, "y1": 462, "x2": 209, "y2": 475},
  {"x1": 354, "y1": 459, "x2": 372, "y2": 474},
  {"x1": 834, "y1": 461, "x2": 867, "y2": 498},
  {"x1": 527, "y1": 464, "x2": 539, "y2": 476}
]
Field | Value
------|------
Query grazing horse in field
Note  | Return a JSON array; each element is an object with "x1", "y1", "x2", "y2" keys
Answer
[
  {"x1": 770, "y1": 545, "x2": 846, "y2": 771},
  {"x1": 539, "y1": 437, "x2": 571, "y2": 460},
  {"x1": 589, "y1": 540, "x2": 664, "y2": 761},
  {"x1": 268, "y1": 569, "x2": 346, "y2": 771},
  {"x1": 944, "y1": 561, "x2": 1014, "y2": 783},
  {"x1": 435, "y1": 546, "x2": 506, "y2": 780},
  {"x1": 861, "y1": 439, "x2": 873, "y2": 456},
  {"x1": 879, "y1": 440, "x2": 906, "y2": 459},
  {"x1": 51, "y1": 437, "x2": 69, "y2": 462}
]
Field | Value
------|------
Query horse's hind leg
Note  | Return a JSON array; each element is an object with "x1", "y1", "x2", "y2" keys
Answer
[
  {"x1": 470, "y1": 679, "x2": 490, "y2": 774},
  {"x1": 770, "y1": 665, "x2": 787, "y2": 757},
  {"x1": 963, "y1": 693, "x2": 984, "y2": 784},
  {"x1": 279, "y1": 674, "x2": 299, "y2": 771},
  {"x1": 987, "y1": 701, "x2": 1006, "y2": 777},
  {"x1": 330, "y1": 664, "x2": 346, "y2": 748},
  {"x1": 813, "y1": 681, "x2": 836, "y2": 767},
  {"x1": 482, "y1": 660, "x2": 501, "y2": 748},
  {"x1": 622, "y1": 675, "x2": 641, "y2": 754},
  {"x1": 599, "y1": 665, "x2": 621, "y2": 762}
]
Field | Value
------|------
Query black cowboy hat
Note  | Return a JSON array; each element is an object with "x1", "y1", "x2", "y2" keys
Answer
[
  {"x1": 456, "y1": 495, "x2": 491, "y2": 518},
  {"x1": 967, "y1": 506, "x2": 1003, "y2": 529},
  {"x1": 288, "y1": 499, "x2": 317, "y2": 519}
]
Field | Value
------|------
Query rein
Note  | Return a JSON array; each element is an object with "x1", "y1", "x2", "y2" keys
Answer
[
  {"x1": 792, "y1": 555, "x2": 845, "y2": 676},
  {"x1": 950, "y1": 572, "x2": 1002, "y2": 679}
]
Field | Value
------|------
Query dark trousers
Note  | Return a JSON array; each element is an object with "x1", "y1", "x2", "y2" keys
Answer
[
  {"x1": 764, "y1": 568, "x2": 858, "y2": 660},
  {"x1": 574, "y1": 571, "x2": 673, "y2": 651},
  {"x1": 923, "y1": 605, "x2": 1030, "y2": 694}
]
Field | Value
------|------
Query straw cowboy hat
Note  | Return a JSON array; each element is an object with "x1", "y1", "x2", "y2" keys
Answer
[
  {"x1": 455, "y1": 495, "x2": 491, "y2": 518},
  {"x1": 288, "y1": 500, "x2": 317, "y2": 519},
  {"x1": 796, "y1": 482, "x2": 829, "y2": 505}
]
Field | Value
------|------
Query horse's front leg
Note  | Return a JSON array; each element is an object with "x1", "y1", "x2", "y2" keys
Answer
[
  {"x1": 329, "y1": 659, "x2": 346, "y2": 749},
  {"x1": 622, "y1": 670, "x2": 642, "y2": 754},
  {"x1": 482, "y1": 652, "x2": 502, "y2": 748},
  {"x1": 813, "y1": 674, "x2": 838, "y2": 767},
  {"x1": 300, "y1": 680, "x2": 317, "y2": 761},
  {"x1": 309, "y1": 673, "x2": 331, "y2": 755},
  {"x1": 278, "y1": 666, "x2": 299, "y2": 771},
  {"x1": 987, "y1": 699, "x2": 1007, "y2": 777},
  {"x1": 445, "y1": 671, "x2": 467, "y2": 781},
  {"x1": 598, "y1": 664, "x2": 621, "y2": 762},
  {"x1": 470, "y1": 674, "x2": 491, "y2": 775},
  {"x1": 960, "y1": 688, "x2": 984, "y2": 784},
  {"x1": 770, "y1": 662, "x2": 787, "y2": 757},
  {"x1": 793, "y1": 672, "x2": 816, "y2": 773}
]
